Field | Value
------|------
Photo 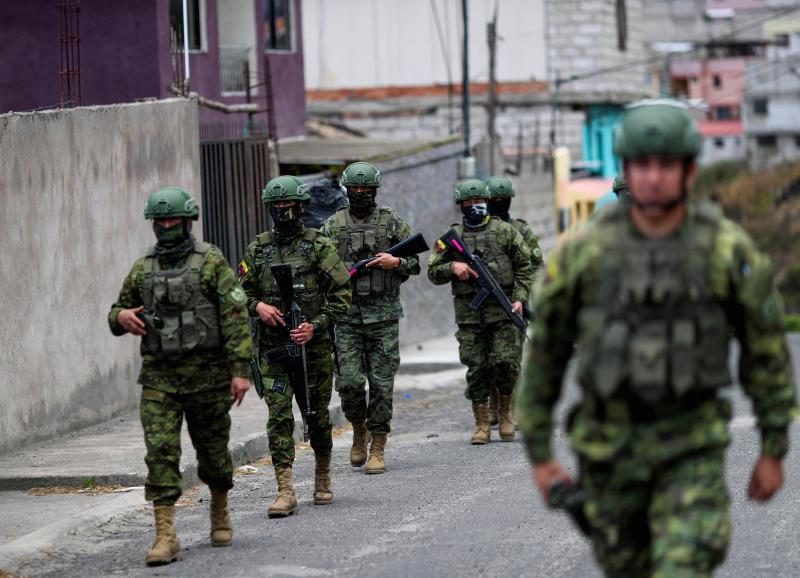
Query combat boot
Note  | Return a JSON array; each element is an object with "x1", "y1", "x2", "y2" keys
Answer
[
  {"x1": 350, "y1": 421, "x2": 369, "y2": 467},
  {"x1": 489, "y1": 387, "x2": 499, "y2": 426},
  {"x1": 365, "y1": 434, "x2": 387, "y2": 474},
  {"x1": 267, "y1": 466, "x2": 298, "y2": 518},
  {"x1": 145, "y1": 505, "x2": 182, "y2": 566},
  {"x1": 498, "y1": 393, "x2": 516, "y2": 441},
  {"x1": 470, "y1": 402, "x2": 491, "y2": 445},
  {"x1": 209, "y1": 489, "x2": 233, "y2": 546},
  {"x1": 313, "y1": 453, "x2": 333, "y2": 505}
]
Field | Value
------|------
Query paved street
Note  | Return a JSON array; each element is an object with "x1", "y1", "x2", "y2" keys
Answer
[{"x1": 4, "y1": 336, "x2": 800, "y2": 578}]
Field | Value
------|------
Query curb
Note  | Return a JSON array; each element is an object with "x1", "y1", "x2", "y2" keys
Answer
[
  {"x1": 0, "y1": 405, "x2": 347, "y2": 492},
  {"x1": 397, "y1": 362, "x2": 462, "y2": 375}
]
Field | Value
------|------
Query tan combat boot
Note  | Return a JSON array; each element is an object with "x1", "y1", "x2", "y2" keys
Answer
[
  {"x1": 470, "y1": 402, "x2": 491, "y2": 445},
  {"x1": 145, "y1": 505, "x2": 182, "y2": 566},
  {"x1": 350, "y1": 421, "x2": 369, "y2": 467},
  {"x1": 209, "y1": 489, "x2": 233, "y2": 546},
  {"x1": 267, "y1": 466, "x2": 298, "y2": 518},
  {"x1": 498, "y1": 393, "x2": 516, "y2": 441},
  {"x1": 489, "y1": 387, "x2": 499, "y2": 426},
  {"x1": 365, "y1": 434, "x2": 387, "y2": 474},
  {"x1": 313, "y1": 453, "x2": 333, "y2": 505}
]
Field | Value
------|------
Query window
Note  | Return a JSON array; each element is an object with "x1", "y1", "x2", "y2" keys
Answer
[
  {"x1": 795, "y1": 135, "x2": 800, "y2": 148},
  {"x1": 616, "y1": 0, "x2": 628, "y2": 52},
  {"x1": 265, "y1": 0, "x2": 292, "y2": 52},
  {"x1": 712, "y1": 75, "x2": 722, "y2": 88},
  {"x1": 714, "y1": 138, "x2": 724, "y2": 149},
  {"x1": 752, "y1": 98, "x2": 768, "y2": 116},
  {"x1": 714, "y1": 106, "x2": 737, "y2": 120},
  {"x1": 757, "y1": 135, "x2": 777, "y2": 148},
  {"x1": 170, "y1": 0, "x2": 205, "y2": 51}
]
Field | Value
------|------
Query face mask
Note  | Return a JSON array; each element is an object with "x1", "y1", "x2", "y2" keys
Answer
[
  {"x1": 347, "y1": 189, "x2": 376, "y2": 217},
  {"x1": 270, "y1": 204, "x2": 303, "y2": 238},
  {"x1": 488, "y1": 198, "x2": 511, "y2": 221},
  {"x1": 153, "y1": 220, "x2": 191, "y2": 248},
  {"x1": 462, "y1": 203, "x2": 489, "y2": 228}
]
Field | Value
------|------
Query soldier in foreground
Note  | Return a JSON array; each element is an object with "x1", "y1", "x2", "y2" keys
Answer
[
  {"x1": 517, "y1": 100, "x2": 797, "y2": 577},
  {"x1": 108, "y1": 187, "x2": 252, "y2": 565},
  {"x1": 428, "y1": 179, "x2": 533, "y2": 444},
  {"x1": 239, "y1": 176, "x2": 350, "y2": 516},
  {"x1": 322, "y1": 161, "x2": 421, "y2": 474},
  {"x1": 486, "y1": 176, "x2": 544, "y2": 425}
]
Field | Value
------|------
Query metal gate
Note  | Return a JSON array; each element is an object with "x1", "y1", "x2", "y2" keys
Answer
[{"x1": 199, "y1": 136, "x2": 275, "y2": 265}]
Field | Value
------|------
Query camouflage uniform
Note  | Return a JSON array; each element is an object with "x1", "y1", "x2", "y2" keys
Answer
[
  {"x1": 321, "y1": 207, "x2": 420, "y2": 435},
  {"x1": 239, "y1": 227, "x2": 351, "y2": 468},
  {"x1": 108, "y1": 237, "x2": 251, "y2": 506},
  {"x1": 428, "y1": 217, "x2": 534, "y2": 402},
  {"x1": 516, "y1": 201, "x2": 797, "y2": 577}
]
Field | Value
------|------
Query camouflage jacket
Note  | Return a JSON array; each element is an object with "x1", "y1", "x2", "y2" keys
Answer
[
  {"x1": 239, "y1": 225, "x2": 351, "y2": 353},
  {"x1": 321, "y1": 207, "x2": 420, "y2": 325},
  {"x1": 510, "y1": 218, "x2": 544, "y2": 274},
  {"x1": 108, "y1": 239, "x2": 252, "y2": 393},
  {"x1": 427, "y1": 217, "x2": 534, "y2": 325},
  {"x1": 516, "y1": 203, "x2": 797, "y2": 465}
]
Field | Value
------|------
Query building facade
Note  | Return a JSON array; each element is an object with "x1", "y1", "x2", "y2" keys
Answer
[{"x1": 0, "y1": 0, "x2": 306, "y2": 138}]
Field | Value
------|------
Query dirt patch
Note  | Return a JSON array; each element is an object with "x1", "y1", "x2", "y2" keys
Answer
[{"x1": 26, "y1": 485, "x2": 137, "y2": 497}]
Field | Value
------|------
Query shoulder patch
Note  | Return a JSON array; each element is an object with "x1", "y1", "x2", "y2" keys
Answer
[
  {"x1": 230, "y1": 285, "x2": 246, "y2": 304},
  {"x1": 238, "y1": 260, "x2": 250, "y2": 277}
]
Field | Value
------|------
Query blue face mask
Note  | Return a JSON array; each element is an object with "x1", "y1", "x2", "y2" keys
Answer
[{"x1": 462, "y1": 203, "x2": 489, "y2": 228}]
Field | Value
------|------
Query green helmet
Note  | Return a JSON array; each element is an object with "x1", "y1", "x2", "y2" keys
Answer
[
  {"x1": 340, "y1": 161, "x2": 382, "y2": 188},
  {"x1": 486, "y1": 176, "x2": 516, "y2": 198},
  {"x1": 144, "y1": 187, "x2": 199, "y2": 220},
  {"x1": 453, "y1": 179, "x2": 489, "y2": 203},
  {"x1": 612, "y1": 174, "x2": 631, "y2": 205},
  {"x1": 614, "y1": 99, "x2": 702, "y2": 160},
  {"x1": 262, "y1": 175, "x2": 311, "y2": 204}
]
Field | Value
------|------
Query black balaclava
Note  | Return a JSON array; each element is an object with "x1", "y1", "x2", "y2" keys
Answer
[
  {"x1": 153, "y1": 219, "x2": 194, "y2": 264},
  {"x1": 488, "y1": 198, "x2": 512, "y2": 222},
  {"x1": 270, "y1": 203, "x2": 305, "y2": 242},
  {"x1": 461, "y1": 202, "x2": 490, "y2": 229},
  {"x1": 347, "y1": 188, "x2": 377, "y2": 218}
]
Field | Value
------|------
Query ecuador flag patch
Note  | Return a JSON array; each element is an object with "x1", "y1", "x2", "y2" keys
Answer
[{"x1": 238, "y1": 260, "x2": 250, "y2": 277}]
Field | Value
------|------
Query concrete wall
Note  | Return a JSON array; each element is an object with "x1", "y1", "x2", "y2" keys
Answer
[
  {"x1": 0, "y1": 99, "x2": 201, "y2": 454},
  {"x1": 301, "y1": 0, "x2": 547, "y2": 90}
]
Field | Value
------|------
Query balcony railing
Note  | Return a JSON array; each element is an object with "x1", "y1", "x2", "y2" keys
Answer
[{"x1": 220, "y1": 46, "x2": 251, "y2": 94}]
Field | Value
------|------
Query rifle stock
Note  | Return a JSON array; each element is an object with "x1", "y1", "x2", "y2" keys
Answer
[
  {"x1": 270, "y1": 264, "x2": 314, "y2": 442},
  {"x1": 348, "y1": 232, "x2": 430, "y2": 277},
  {"x1": 437, "y1": 229, "x2": 528, "y2": 336}
]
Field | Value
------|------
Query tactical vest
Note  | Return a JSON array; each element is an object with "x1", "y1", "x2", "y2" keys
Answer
[
  {"x1": 335, "y1": 207, "x2": 400, "y2": 296},
  {"x1": 576, "y1": 204, "x2": 732, "y2": 404},
  {"x1": 256, "y1": 228, "x2": 325, "y2": 319},
  {"x1": 140, "y1": 242, "x2": 222, "y2": 358},
  {"x1": 451, "y1": 218, "x2": 514, "y2": 296}
]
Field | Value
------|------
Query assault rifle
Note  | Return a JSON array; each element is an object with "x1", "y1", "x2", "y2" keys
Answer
[
  {"x1": 549, "y1": 482, "x2": 591, "y2": 536},
  {"x1": 436, "y1": 229, "x2": 528, "y2": 335},
  {"x1": 347, "y1": 232, "x2": 430, "y2": 277},
  {"x1": 263, "y1": 264, "x2": 314, "y2": 442},
  {"x1": 248, "y1": 319, "x2": 264, "y2": 398}
]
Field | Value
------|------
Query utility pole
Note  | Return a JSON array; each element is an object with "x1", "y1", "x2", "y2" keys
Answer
[
  {"x1": 487, "y1": 1, "x2": 499, "y2": 174},
  {"x1": 461, "y1": 0, "x2": 471, "y2": 158}
]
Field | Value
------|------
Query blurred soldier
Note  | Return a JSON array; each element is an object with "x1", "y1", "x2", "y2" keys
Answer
[
  {"x1": 428, "y1": 179, "x2": 534, "y2": 444},
  {"x1": 321, "y1": 161, "x2": 421, "y2": 474},
  {"x1": 239, "y1": 176, "x2": 350, "y2": 516},
  {"x1": 486, "y1": 175, "x2": 544, "y2": 424},
  {"x1": 594, "y1": 174, "x2": 631, "y2": 217},
  {"x1": 108, "y1": 187, "x2": 252, "y2": 565},
  {"x1": 517, "y1": 100, "x2": 797, "y2": 577}
]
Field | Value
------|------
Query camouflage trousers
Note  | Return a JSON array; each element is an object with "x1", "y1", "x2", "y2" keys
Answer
[
  {"x1": 334, "y1": 320, "x2": 400, "y2": 435},
  {"x1": 582, "y1": 447, "x2": 730, "y2": 578},
  {"x1": 140, "y1": 387, "x2": 234, "y2": 506},
  {"x1": 456, "y1": 322, "x2": 521, "y2": 403},
  {"x1": 259, "y1": 342, "x2": 333, "y2": 468}
]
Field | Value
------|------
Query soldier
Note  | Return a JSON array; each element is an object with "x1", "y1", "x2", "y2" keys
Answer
[
  {"x1": 239, "y1": 175, "x2": 350, "y2": 517},
  {"x1": 486, "y1": 175, "x2": 544, "y2": 425},
  {"x1": 428, "y1": 179, "x2": 534, "y2": 444},
  {"x1": 594, "y1": 174, "x2": 631, "y2": 217},
  {"x1": 321, "y1": 161, "x2": 421, "y2": 474},
  {"x1": 108, "y1": 187, "x2": 252, "y2": 565},
  {"x1": 516, "y1": 100, "x2": 797, "y2": 577}
]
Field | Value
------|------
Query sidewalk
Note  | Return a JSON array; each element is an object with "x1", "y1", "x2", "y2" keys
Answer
[{"x1": 0, "y1": 335, "x2": 462, "y2": 571}]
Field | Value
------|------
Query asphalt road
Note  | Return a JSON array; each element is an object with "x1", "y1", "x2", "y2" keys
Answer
[{"x1": 12, "y1": 337, "x2": 800, "y2": 578}]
